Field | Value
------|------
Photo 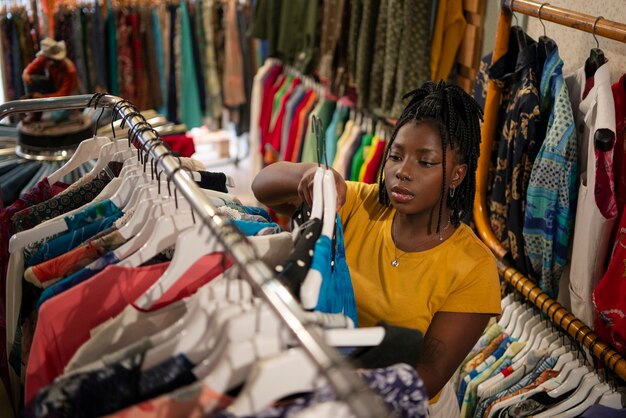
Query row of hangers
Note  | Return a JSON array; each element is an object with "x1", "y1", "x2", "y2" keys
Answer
[
  {"x1": 8, "y1": 94, "x2": 389, "y2": 416},
  {"x1": 482, "y1": 293, "x2": 623, "y2": 417},
  {"x1": 515, "y1": 3, "x2": 613, "y2": 150}
]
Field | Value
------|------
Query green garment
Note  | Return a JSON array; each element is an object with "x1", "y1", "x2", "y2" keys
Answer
[
  {"x1": 276, "y1": 0, "x2": 319, "y2": 72},
  {"x1": 380, "y1": 0, "x2": 403, "y2": 116},
  {"x1": 348, "y1": 0, "x2": 363, "y2": 82},
  {"x1": 350, "y1": 133, "x2": 373, "y2": 181},
  {"x1": 249, "y1": 0, "x2": 282, "y2": 58},
  {"x1": 270, "y1": 74, "x2": 293, "y2": 130},
  {"x1": 300, "y1": 99, "x2": 337, "y2": 164},
  {"x1": 369, "y1": 0, "x2": 388, "y2": 111},
  {"x1": 391, "y1": 0, "x2": 433, "y2": 116},
  {"x1": 179, "y1": 3, "x2": 203, "y2": 128},
  {"x1": 355, "y1": 0, "x2": 381, "y2": 109}
]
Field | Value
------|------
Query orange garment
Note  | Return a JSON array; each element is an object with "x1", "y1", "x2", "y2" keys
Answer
[{"x1": 24, "y1": 230, "x2": 126, "y2": 288}]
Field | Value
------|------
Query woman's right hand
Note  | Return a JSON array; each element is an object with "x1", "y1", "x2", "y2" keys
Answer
[{"x1": 297, "y1": 166, "x2": 347, "y2": 211}]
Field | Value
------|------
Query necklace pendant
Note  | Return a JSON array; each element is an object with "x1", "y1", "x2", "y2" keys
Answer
[{"x1": 391, "y1": 258, "x2": 399, "y2": 267}]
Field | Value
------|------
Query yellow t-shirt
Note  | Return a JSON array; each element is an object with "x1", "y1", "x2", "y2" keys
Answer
[{"x1": 338, "y1": 181, "x2": 501, "y2": 332}]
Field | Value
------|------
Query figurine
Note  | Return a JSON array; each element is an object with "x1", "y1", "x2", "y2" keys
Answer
[{"x1": 21, "y1": 37, "x2": 79, "y2": 123}]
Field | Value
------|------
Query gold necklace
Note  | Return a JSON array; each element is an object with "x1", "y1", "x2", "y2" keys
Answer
[{"x1": 390, "y1": 215, "x2": 451, "y2": 267}]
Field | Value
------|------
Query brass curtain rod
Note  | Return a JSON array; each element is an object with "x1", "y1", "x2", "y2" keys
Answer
[
  {"x1": 474, "y1": 2, "x2": 626, "y2": 380},
  {"x1": 504, "y1": 0, "x2": 626, "y2": 43}
]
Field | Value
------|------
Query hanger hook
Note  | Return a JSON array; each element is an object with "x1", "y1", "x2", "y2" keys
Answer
[
  {"x1": 592, "y1": 15, "x2": 603, "y2": 49},
  {"x1": 538, "y1": 3, "x2": 549, "y2": 37}
]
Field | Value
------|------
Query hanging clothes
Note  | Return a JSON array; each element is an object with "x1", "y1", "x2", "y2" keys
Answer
[
  {"x1": 523, "y1": 44, "x2": 578, "y2": 298},
  {"x1": 487, "y1": 27, "x2": 548, "y2": 277},
  {"x1": 564, "y1": 62, "x2": 617, "y2": 328}
]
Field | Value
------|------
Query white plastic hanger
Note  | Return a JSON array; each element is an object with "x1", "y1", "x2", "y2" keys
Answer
[
  {"x1": 202, "y1": 334, "x2": 286, "y2": 395},
  {"x1": 7, "y1": 153, "x2": 142, "y2": 254},
  {"x1": 498, "y1": 301, "x2": 520, "y2": 329},
  {"x1": 503, "y1": 303, "x2": 525, "y2": 334},
  {"x1": 534, "y1": 371, "x2": 601, "y2": 417},
  {"x1": 598, "y1": 389, "x2": 624, "y2": 408},
  {"x1": 301, "y1": 170, "x2": 337, "y2": 309},
  {"x1": 134, "y1": 221, "x2": 224, "y2": 310},
  {"x1": 552, "y1": 382, "x2": 611, "y2": 418},
  {"x1": 226, "y1": 347, "x2": 328, "y2": 416},
  {"x1": 309, "y1": 167, "x2": 325, "y2": 220},
  {"x1": 116, "y1": 210, "x2": 195, "y2": 268},
  {"x1": 510, "y1": 308, "x2": 532, "y2": 340},
  {"x1": 542, "y1": 364, "x2": 593, "y2": 401},
  {"x1": 85, "y1": 138, "x2": 132, "y2": 177},
  {"x1": 142, "y1": 300, "x2": 253, "y2": 370},
  {"x1": 47, "y1": 136, "x2": 111, "y2": 185}
]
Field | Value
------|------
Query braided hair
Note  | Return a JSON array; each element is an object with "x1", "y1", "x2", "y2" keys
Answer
[{"x1": 378, "y1": 80, "x2": 483, "y2": 233}]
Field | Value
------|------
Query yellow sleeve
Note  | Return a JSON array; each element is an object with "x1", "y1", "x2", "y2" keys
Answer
[
  {"x1": 338, "y1": 181, "x2": 379, "y2": 225},
  {"x1": 440, "y1": 251, "x2": 501, "y2": 315}
]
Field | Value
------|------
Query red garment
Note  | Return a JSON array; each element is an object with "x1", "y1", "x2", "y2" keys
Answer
[
  {"x1": 363, "y1": 138, "x2": 386, "y2": 184},
  {"x1": 258, "y1": 66, "x2": 283, "y2": 155},
  {"x1": 128, "y1": 12, "x2": 142, "y2": 106},
  {"x1": 267, "y1": 78, "x2": 301, "y2": 156},
  {"x1": 25, "y1": 253, "x2": 230, "y2": 403},
  {"x1": 22, "y1": 56, "x2": 79, "y2": 97},
  {"x1": 260, "y1": 73, "x2": 286, "y2": 154},
  {"x1": 612, "y1": 75, "x2": 626, "y2": 220},
  {"x1": 283, "y1": 90, "x2": 315, "y2": 163},
  {"x1": 0, "y1": 178, "x2": 67, "y2": 407},
  {"x1": 162, "y1": 134, "x2": 196, "y2": 158},
  {"x1": 594, "y1": 208, "x2": 626, "y2": 356}
]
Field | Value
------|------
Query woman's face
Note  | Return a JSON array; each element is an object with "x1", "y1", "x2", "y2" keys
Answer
[{"x1": 383, "y1": 121, "x2": 466, "y2": 217}]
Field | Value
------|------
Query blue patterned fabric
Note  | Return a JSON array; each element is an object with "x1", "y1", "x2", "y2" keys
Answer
[
  {"x1": 26, "y1": 211, "x2": 122, "y2": 267},
  {"x1": 232, "y1": 219, "x2": 281, "y2": 236},
  {"x1": 240, "y1": 205, "x2": 273, "y2": 222},
  {"x1": 64, "y1": 199, "x2": 120, "y2": 230},
  {"x1": 37, "y1": 251, "x2": 120, "y2": 309},
  {"x1": 314, "y1": 218, "x2": 357, "y2": 327},
  {"x1": 523, "y1": 46, "x2": 578, "y2": 297},
  {"x1": 213, "y1": 363, "x2": 428, "y2": 418}
]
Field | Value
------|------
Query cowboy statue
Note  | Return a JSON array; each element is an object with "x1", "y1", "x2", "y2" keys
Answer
[{"x1": 21, "y1": 37, "x2": 79, "y2": 123}]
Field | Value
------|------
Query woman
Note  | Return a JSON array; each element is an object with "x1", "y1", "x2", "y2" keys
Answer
[{"x1": 252, "y1": 81, "x2": 501, "y2": 415}]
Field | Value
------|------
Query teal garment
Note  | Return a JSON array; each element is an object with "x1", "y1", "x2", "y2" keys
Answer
[
  {"x1": 152, "y1": 9, "x2": 167, "y2": 116},
  {"x1": 64, "y1": 199, "x2": 121, "y2": 231},
  {"x1": 325, "y1": 105, "x2": 349, "y2": 164},
  {"x1": 350, "y1": 134, "x2": 373, "y2": 181},
  {"x1": 233, "y1": 219, "x2": 282, "y2": 236},
  {"x1": 300, "y1": 99, "x2": 337, "y2": 164},
  {"x1": 26, "y1": 211, "x2": 122, "y2": 267},
  {"x1": 179, "y1": 3, "x2": 203, "y2": 129},
  {"x1": 106, "y1": 1, "x2": 118, "y2": 95}
]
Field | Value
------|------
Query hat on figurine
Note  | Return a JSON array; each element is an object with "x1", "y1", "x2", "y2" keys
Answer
[{"x1": 37, "y1": 38, "x2": 67, "y2": 61}]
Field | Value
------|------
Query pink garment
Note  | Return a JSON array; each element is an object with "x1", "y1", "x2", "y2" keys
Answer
[
  {"x1": 25, "y1": 253, "x2": 230, "y2": 403},
  {"x1": 107, "y1": 383, "x2": 233, "y2": 418}
]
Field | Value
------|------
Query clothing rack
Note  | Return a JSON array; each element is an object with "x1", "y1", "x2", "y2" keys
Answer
[
  {"x1": 0, "y1": 93, "x2": 391, "y2": 418},
  {"x1": 474, "y1": 0, "x2": 626, "y2": 380}
]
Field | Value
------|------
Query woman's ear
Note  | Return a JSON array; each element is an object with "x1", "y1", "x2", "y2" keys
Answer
[{"x1": 451, "y1": 163, "x2": 467, "y2": 189}]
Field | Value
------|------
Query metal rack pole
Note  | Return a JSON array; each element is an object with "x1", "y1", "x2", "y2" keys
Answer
[
  {"x1": 0, "y1": 94, "x2": 391, "y2": 418},
  {"x1": 474, "y1": 3, "x2": 626, "y2": 380}
]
